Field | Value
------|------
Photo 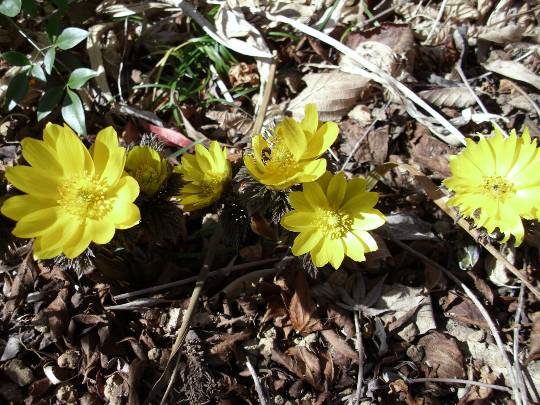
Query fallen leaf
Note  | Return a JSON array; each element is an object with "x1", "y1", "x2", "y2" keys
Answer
[
  {"x1": 142, "y1": 122, "x2": 193, "y2": 147},
  {"x1": 419, "y1": 87, "x2": 476, "y2": 108},
  {"x1": 287, "y1": 72, "x2": 370, "y2": 121},
  {"x1": 320, "y1": 329, "x2": 357, "y2": 365},
  {"x1": 443, "y1": 290, "x2": 489, "y2": 329},
  {"x1": 43, "y1": 288, "x2": 69, "y2": 339},
  {"x1": 289, "y1": 271, "x2": 322, "y2": 334},
  {"x1": 274, "y1": 346, "x2": 323, "y2": 391},
  {"x1": 417, "y1": 331, "x2": 465, "y2": 379},
  {"x1": 483, "y1": 59, "x2": 540, "y2": 91}
]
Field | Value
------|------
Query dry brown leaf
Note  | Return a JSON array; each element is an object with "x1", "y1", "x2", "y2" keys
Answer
[
  {"x1": 417, "y1": 331, "x2": 465, "y2": 379},
  {"x1": 443, "y1": 291, "x2": 489, "y2": 329},
  {"x1": 273, "y1": 346, "x2": 324, "y2": 391},
  {"x1": 477, "y1": 24, "x2": 526, "y2": 44},
  {"x1": 210, "y1": 329, "x2": 253, "y2": 357},
  {"x1": 287, "y1": 72, "x2": 370, "y2": 121},
  {"x1": 320, "y1": 329, "x2": 357, "y2": 365},
  {"x1": 419, "y1": 87, "x2": 476, "y2": 108},
  {"x1": 483, "y1": 59, "x2": 540, "y2": 91},
  {"x1": 527, "y1": 312, "x2": 540, "y2": 363},
  {"x1": 43, "y1": 288, "x2": 69, "y2": 339},
  {"x1": 289, "y1": 271, "x2": 322, "y2": 334}
]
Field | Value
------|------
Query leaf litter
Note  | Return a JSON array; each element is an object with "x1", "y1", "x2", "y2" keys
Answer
[{"x1": 1, "y1": 0, "x2": 540, "y2": 404}]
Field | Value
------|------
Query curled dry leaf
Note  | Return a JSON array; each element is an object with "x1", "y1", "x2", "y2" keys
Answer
[
  {"x1": 418, "y1": 87, "x2": 476, "y2": 108},
  {"x1": 272, "y1": 346, "x2": 324, "y2": 391},
  {"x1": 483, "y1": 59, "x2": 540, "y2": 91},
  {"x1": 417, "y1": 331, "x2": 465, "y2": 379},
  {"x1": 289, "y1": 271, "x2": 323, "y2": 334},
  {"x1": 287, "y1": 72, "x2": 370, "y2": 121},
  {"x1": 442, "y1": 291, "x2": 489, "y2": 329}
]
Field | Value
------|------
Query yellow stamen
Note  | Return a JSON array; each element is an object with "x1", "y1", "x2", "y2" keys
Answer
[
  {"x1": 315, "y1": 208, "x2": 353, "y2": 239},
  {"x1": 57, "y1": 173, "x2": 114, "y2": 220},
  {"x1": 481, "y1": 176, "x2": 514, "y2": 200}
]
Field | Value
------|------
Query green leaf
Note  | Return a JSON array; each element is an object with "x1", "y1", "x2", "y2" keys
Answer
[
  {"x1": 1, "y1": 51, "x2": 30, "y2": 66},
  {"x1": 5, "y1": 73, "x2": 28, "y2": 111},
  {"x1": 67, "y1": 67, "x2": 97, "y2": 89},
  {"x1": 61, "y1": 88, "x2": 85, "y2": 135},
  {"x1": 0, "y1": 0, "x2": 22, "y2": 17},
  {"x1": 37, "y1": 86, "x2": 63, "y2": 121},
  {"x1": 55, "y1": 27, "x2": 88, "y2": 50},
  {"x1": 43, "y1": 47, "x2": 55, "y2": 75},
  {"x1": 30, "y1": 64, "x2": 46, "y2": 81}
]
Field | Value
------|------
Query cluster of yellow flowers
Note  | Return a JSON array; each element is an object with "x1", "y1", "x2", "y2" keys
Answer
[{"x1": 2, "y1": 105, "x2": 536, "y2": 269}]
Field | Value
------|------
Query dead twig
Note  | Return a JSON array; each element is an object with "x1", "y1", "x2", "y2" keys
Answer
[
  {"x1": 144, "y1": 224, "x2": 223, "y2": 405},
  {"x1": 406, "y1": 378, "x2": 512, "y2": 393},
  {"x1": 353, "y1": 311, "x2": 364, "y2": 405},
  {"x1": 113, "y1": 257, "x2": 280, "y2": 301},
  {"x1": 246, "y1": 358, "x2": 271, "y2": 405},
  {"x1": 513, "y1": 283, "x2": 529, "y2": 405}
]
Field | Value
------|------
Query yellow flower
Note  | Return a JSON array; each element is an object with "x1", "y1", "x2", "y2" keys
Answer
[
  {"x1": 280, "y1": 172, "x2": 385, "y2": 269},
  {"x1": 443, "y1": 127, "x2": 540, "y2": 246},
  {"x1": 244, "y1": 104, "x2": 338, "y2": 190},
  {"x1": 174, "y1": 141, "x2": 231, "y2": 211},
  {"x1": 125, "y1": 146, "x2": 168, "y2": 196},
  {"x1": 1, "y1": 123, "x2": 140, "y2": 259}
]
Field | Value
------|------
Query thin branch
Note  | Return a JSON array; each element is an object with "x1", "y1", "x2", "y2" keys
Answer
[
  {"x1": 113, "y1": 257, "x2": 280, "y2": 301},
  {"x1": 406, "y1": 378, "x2": 512, "y2": 393},
  {"x1": 425, "y1": 0, "x2": 449, "y2": 43},
  {"x1": 246, "y1": 358, "x2": 270, "y2": 405},
  {"x1": 353, "y1": 311, "x2": 364, "y2": 405},
  {"x1": 513, "y1": 283, "x2": 529, "y2": 405}
]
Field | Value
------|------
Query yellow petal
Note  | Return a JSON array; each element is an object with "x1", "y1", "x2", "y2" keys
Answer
[
  {"x1": 194, "y1": 144, "x2": 216, "y2": 172},
  {"x1": 327, "y1": 172, "x2": 347, "y2": 208},
  {"x1": 21, "y1": 138, "x2": 63, "y2": 177},
  {"x1": 33, "y1": 237, "x2": 63, "y2": 260},
  {"x1": 354, "y1": 230, "x2": 379, "y2": 252},
  {"x1": 288, "y1": 191, "x2": 311, "y2": 211},
  {"x1": 55, "y1": 126, "x2": 93, "y2": 175},
  {"x1": 328, "y1": 239, "x2": 345, "y2": 269},
  {"x1": 111, "y1": 204, "x2": 140, "y2": 229},
  {"x1": 291, "y1": 229, "x2": 323, "y2": 256},
  {"x1": 107, "y1": 176, "x2": 140, "y2": 202},
  {"x1": 344, "y1": 232, "x2": 366, "y2": 262},
  {"x1": 280, "y1": 211, "x2": 316, "y2": 231},
  {"x1": 43, "y1": 122, "x2": 70, "y2": 148},
  {"x1": 310, "y1": 237, "x2": 330, "y2": 267},
  {"x1": 1, "y1": 195, "x2": 57, "y2": 221},
  {"x1": 88, "y1": 219, "x2": 116, "y2": 244},
  {"x1": 352, "y1": 210, "x2": 386, "y2": 231},
  {"x1": 93, "y1": 127, "x2": 125, "y2": 186},
  {"x1": 63, "y1": 223, "x2": 93, "y2": 258},
  {"x1": 38, "y1": 216, "x2": 80, "y2": 252},
  {"x1": 280, "y1": 118, "x2": 307, "y2": 160},
  {"x1": 302, "y1": 122, "x2": 338, "y2": 160},
  {"x1": 300, "y1": 103, "x2": 318, "y2": 134},
  {"x1": 12, "y1": 207, "x2": 60, "y2": 238},
  {"x1": 302, "y1": 181, "x2": 329, "y2": 209},
  {"x1": 5, "y1": 166, "x2": 60, "y2": 198},
  {"x1": 341, "y1": 192, "x2": 379, "y2": 213},
  {"x1": 297, "y1": 159, "x2": 327, "y2": 183}
]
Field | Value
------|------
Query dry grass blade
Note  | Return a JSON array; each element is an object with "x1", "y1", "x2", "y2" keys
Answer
[{"x1": 249, "y1": 8, "x2": 466, "y2": 146}]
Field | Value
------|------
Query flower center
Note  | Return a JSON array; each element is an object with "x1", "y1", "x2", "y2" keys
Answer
[
  {"x1": 262, "y1": 134, "x2": 299, "y2": 173},
  {"x1": 199, "y1": 174, "x2": 224, "y2": 197},
  {"x1": 57, "y1": 174, "x2": 114, "y2": 220},
  {"x1": 315, "y1": 208, "x2": 353, "y2": 239},
  {"x1": 481, "y1": 175, "x2": 514, "y2": 200},
  {"x1": 135, "y1": 165, "x2": 159, "y2": 189}
]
